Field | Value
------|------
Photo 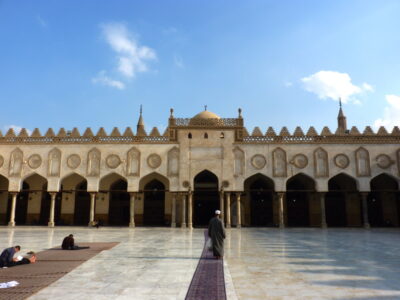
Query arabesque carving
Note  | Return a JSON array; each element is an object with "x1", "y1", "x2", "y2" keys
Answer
[
  {"x1": 147, "y1": 154, "x2": 162, "y2": 169},
  {"x1": 168, "y1": 147, "x2": 179, "y2": 177},
  {"x1": 355, "y1": 147, "x2": 371, "y2": 176},
  {"x1": 290, "y1": 154, "x2": 308, "y2": 169},
  {"x1": 376, "y1": 154, "x2": 393, "y2": 169},
  {"x1": 272, "y1": 147, "x2": 287, "y2": 177},
  {"x1": 127, "y1": 147, "x2": 140, "y2": 176},
  {"x1": 48, "y1": 148, "x2": 61, "y2": 176},
  {"x1": 334, "y1": 154, "x2": 350, "y2": 169},
  {"x1": 9, "y1": 148, "x2": 23, "y2": 177},
  {"x1": 314, "y1": 147, "x2": 329, "y2": 177},
  {"x1": 251, "y1": 154, "x2": 266, "y2": 170},
  {"x1": 233, "y1": 147, "x2": 245, "y2": 177},
  {"x1": 106, "y1": 154, "x2": 121, "y2": 169},
  {"x1": 67, "y1": 154, "x2": 81, "y2": 169},
  {"x1": 87, "y1": 148, "x2": 101, "y2": 177},
  {"x1": 28, "y1": 154, "x2": 42, "y2": 169}
]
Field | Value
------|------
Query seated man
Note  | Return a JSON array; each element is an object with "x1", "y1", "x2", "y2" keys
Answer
[
  {"x1": 62, "y1": 234, "x2": 78, "y2": 250},
  {"x1": 0, "y1": 245, "x2": 21, "y2": 268},
  {"x1": 7, "y1": 251, "x2": 36, "y2": 267}
]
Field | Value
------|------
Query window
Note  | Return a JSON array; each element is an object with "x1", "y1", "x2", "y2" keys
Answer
[
  {"x1": 188, "y1": 133, "x2": 192, "y2": 139},
  {"x1": 220, "y1": 132, "x2": 225, "y2": 139},
  {"x1": 204, "y1": 133, "x2": 208, "y2": 139}
]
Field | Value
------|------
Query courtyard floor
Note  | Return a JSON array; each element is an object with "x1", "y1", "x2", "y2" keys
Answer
[{"x1": 0, "y1": 227, "x2": 399, "y2": 300}]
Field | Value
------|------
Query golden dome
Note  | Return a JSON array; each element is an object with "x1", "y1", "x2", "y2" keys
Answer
[{"x1": 192, "y1": 110, "x2": 221, "y2": 119}]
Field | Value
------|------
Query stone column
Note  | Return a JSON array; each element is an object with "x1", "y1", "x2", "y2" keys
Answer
[
  {"x1": 278, "y1": 192, "x2": 285, "y2": 229},
  {"x1": 129, "y1": 193, "x2": 136, "y2": 228},
  {"x1": 181, "y1": 193, "x2": 186, "y2": 228},
  {"x1": 89, "y1": 192, "x2": 96, "y2": 226},
  {"x1": 236, "y1": 192, "x2": 241, "y2": 228},
  {"x1": 219, "y1": 191, "x2": 224, "y2": 223},
  {"x1": 48, "y1": 192, "x2": 57, "y2": 227},
  {"x1": 171, "y1": 193, "x2": 176, "y2": 227},
  {"x1": 188, "y1": 191, "x2": 193, "y2": 229},
  {"x1": 8, "y1": 192, "x2": 18, "y2": 227},
  {"x1": 319, "y1": 192, "x2": 327, "y2": 228},
  {"x1": 226, "y1": 192, "x2": 231, "y2": 228},
  {"x1": 361, "y1": 192, "x2": 370, "y2": 229}
]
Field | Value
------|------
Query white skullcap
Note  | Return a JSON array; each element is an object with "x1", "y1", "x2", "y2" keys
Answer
[{"x1": 215, "y1": 210, "x2": 221, "y2": 215}]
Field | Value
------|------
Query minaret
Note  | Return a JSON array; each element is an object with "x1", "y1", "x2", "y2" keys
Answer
[
  {"x1": 337, "y1": 98, "x2": 347, "y2": 133},
  {"x1": 136, "y1": 105, "x2": 146, "y2": 136}
]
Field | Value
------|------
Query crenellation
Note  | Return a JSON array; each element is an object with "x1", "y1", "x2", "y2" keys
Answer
[
  {"x1": 45, "y1": 128, "x2": 56, "y2": 137},
  {"x1": 279, "y1": 127, "x2": 290, "y2": 136},
  {"x1": 83, "y1": 128, "x2": 94, "y2": 137},
  {"x1": 377, "y1": 126, "x2": 388, "y2": 135},
  {"x1": 265, "y1": 127, "x2": 276, "y2": 136},
  {"x1": 110, "y1": 127, "x2": 122, "y2": 137},
  {"x1": 18, "y1": 128, "x2": 29, "y2": 137},
  {"x1": 149, "y1": 127, "x2": 161, "y2": 137},
  {"x1": 306, "y1": 126, "x2": 318, "y2": 136},
  {"x1": 392, "y1": 126, "x2": 400, "y2": 135},
  {"x1": 363, "y1": 126, "x2": 375, "y2": 135},
  {"x1": 349, "y1": 126, "x2": 361, "y2": 135},
  {"x1": 96, "y1": 127, "x2": 107, "y2": 137},
  {"x1": 251, "y1": 127, "x2": 263, "y2": 137},
  {"x1": 123, "y1": 127, "x2": 135, "y2": 137},
  {"x1": 57, "y1": 128, "x2": 67, "y2": 137},
  {"x1": 320, "y1": 126, "x2": 332, "y2": 136},
  {"x1": 293, "y1": 126, "x2": 305, "y2": 136},
  {"x1": 31, "y1": 128, "x2": 41, "y2": 137},
  {"x1": 71, "y1": 128, "x2": 80, "y2": 137},
  {"x1": 5, "y1": 128, "x2": 16, "y2": 137}
]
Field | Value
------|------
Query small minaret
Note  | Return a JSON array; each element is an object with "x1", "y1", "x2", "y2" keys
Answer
[
  {"x1": 337, "y1": 98, "x2": 347, "y2": 133},
  {"x1": 136, "y1": 105, "x2": 146, "y2": 136}
]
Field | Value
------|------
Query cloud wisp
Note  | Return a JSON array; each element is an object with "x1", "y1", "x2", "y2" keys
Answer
[
  {"x1": 92, "y1": 71, "x2": 125, "y2": 90},
  {"x1": 301, "y1": 71, "x2": 373, "y2": 104},
  {"x1": 374, "y1": 95, "x2": 400, "y2": 129}
]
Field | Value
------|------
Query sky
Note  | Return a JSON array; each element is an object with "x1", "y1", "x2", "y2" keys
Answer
[{"x1": 0, "y1": 0, "x2": 399, "y2": 135}]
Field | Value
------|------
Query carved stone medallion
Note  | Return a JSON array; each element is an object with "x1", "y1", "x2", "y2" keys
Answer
[
  {"x1": 290, "y1": 154, "x2": 308, "y2": 169},
  {"x1": 251, "y1": 154, "x2": 266, "y2": 169},
  {"x1": 376, "y1": 154, "x2": 393, "y2": 169},
  {"x1": 28, "y1": 154, "x2": 42, "y2": 169},
  {"x1": 334, "y1": 154, "x2": 350, "y2": 169},
  {"x1": 0, "y1": 155, "x2": 3, "y2": 168},
  {"x1": 106, "y1": 154, "x2": 121, "y2": 169},
  {"x1": 147, "y1": 154, "x2": 162, "y2": 169},
  {"x1": 222, "y1": 180, "x2": 230, "y2": 188},
  {"x1": 182, "y1": 180, "x2": 190, "y2": 188},
  {"x1": 67, "y1": 154, "x2": 81, "y2": 169}
]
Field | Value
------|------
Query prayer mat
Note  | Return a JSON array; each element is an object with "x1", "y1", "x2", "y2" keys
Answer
[
  {"x1": 185, "y1": 230, "x2": 226, "y2": 300},
  {"x1": 0, "y1": 242, "x2": 118, "y2": 300}
]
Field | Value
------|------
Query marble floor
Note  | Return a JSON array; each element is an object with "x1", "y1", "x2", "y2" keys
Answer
[{"x1": 0, "y1": 227, "x2": 399, "y2": 300}]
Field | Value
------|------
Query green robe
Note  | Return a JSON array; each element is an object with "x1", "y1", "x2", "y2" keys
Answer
[{"x1": 208, "y1": 216, "x2": 226, "y2": 257}]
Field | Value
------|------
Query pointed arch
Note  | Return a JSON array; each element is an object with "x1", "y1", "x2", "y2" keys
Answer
[
  {"x1": 0, "y1": 175, "x2": 9, "y2": 225},
  {"x1": 99, "y1": 172, "x2": 127, "y2": 190},
  {"x1": 139, "y1": 172, "x2": 169, "y2": 191},
  {"x1": 286, "y1": 173, "x2": 315, "y2": 191}
]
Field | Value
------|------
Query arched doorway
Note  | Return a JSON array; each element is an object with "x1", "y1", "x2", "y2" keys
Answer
[
  {"x1": 244, "y1": 174, "x2": 274, "y2": 226},
  {"x1": 0, "y1": 175, "x2": 9, "y2": 225},
  {"x1": 38, "y1": 184, "x2": 62, "y2": 225},
  {"x1": 108, "y1": 179, "x2": 130, "y2": 226},
  {"x1": 74, "y1": 181, "x2": 91, "y2": 225},
  {"x1": 326, "y1": 173, "x2": 358, "y2": 227},
  {"x1": 369, "y1": 174, "x2": 399, "y2": 227},
  {"x1": 286, "y1": 174, "x2": 315, "y2": 227},
  {"x1": 143, "y1": 180, "x2": 165, "y2": 226},
  {"x1": 193, "y1": 170, "x2": 219, "y2": 227},
  {"x1": 11, "y1": 182, "x2": 29, "y2": 225}
]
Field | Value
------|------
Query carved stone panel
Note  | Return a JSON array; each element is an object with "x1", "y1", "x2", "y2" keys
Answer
[
  {"x1": 9, "y1": 148, "x2": 23, "y2": 177},
  {"x1": 48, "y1": 148, "x2": 61, "y2": 176},
  {"x1": 314, "y1": 147, "x2": 329, "y2": 177},
  {"x1": 355, "y1": 147, "x2": 371, "y2": 177},
  {"x1": 28, "y1": 154, "x2": 42, "y2": 169},
  {"x1": 87, "y1": 148, "x2": 101, "y2": 177},
  {"x1": 106, "y1": 154, "x2": 121, "y2": 169},
  {"x1": 272, "y1": 147, "x2": 287, "y2": 177},
  {"x1": 147, "y1": 154, "x2": 162, "y2": 169},
  {"x1": 168, "y1": 147, "x2": 179, "y2": 177},
  {"x1": 127, "y1": 147, "x2": 140, "y2": 176},
  {"x1": 0, "y1": 155, "x2": 4, "y2": 168},
  {"x1": 334, "y1": 154, "x2": 350, "y2": 169},
  {"x1": 290, "y1": 154, "x2": 308, "y2": 169},
  {"x1": 376, "y1": 154, "x2": 394, "y2": 169},
  {"x1": 251, "y1": 154, "x2": 266, "y2": 170},
  {"x1": 233, "y1": 147, "x2": 245, "y2": 177},
  {"x1": 67, "y1": 154, "x2": 81, "y2": 169}
]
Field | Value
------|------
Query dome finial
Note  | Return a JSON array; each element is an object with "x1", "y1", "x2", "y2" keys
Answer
[
  {"x1": 170, "y1": 108, "x2": 174, "y2": 118},
  {"x1": 204, "y1": 105, "x2": 207, "y2": 111}
]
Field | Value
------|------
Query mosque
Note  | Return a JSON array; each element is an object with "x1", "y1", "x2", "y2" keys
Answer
[{"x1": 0, "y1": 105, "x2": 399, "y2": 228}]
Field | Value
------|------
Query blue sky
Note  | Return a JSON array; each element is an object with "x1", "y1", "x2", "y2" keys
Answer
[{"x1": 1, "y1": 0, "x2": 399, "y2": 135}]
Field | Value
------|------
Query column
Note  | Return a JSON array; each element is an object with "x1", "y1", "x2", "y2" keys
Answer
[
  {"x1": 48, "y1": 192, "x2": 57, "y2": 227},
  {"x1": 226, "y1": 192, "x2": 231, "y2": 228},
  {"x1": 129, "y1": 192, "x2": 136, "y2": 228},
  {"x1": 181, "y1": 193, "x2": 186, "y2": 228},
  {"x1": 278, "y1": 192, "x2": 285, "y2": 229},
  {"x1": 89, "y1": 192, "x2": 96, "y2": 226},
  {"x1": 236, "y1": 192, "x2": 241, "y2": 228},
  {"x1": 361, "y1": 192, "x2": 370, "y2": 229},
  {"x1": 319, "y1": 192, "x2": 327, "y2": 228},
  {"x1": 219, "y1": 191, "x2": 225, "y2": 223},
  {"x1": 188, "y1": 191, "x2": 193, "y2": 229},
  {"x1": 8, "y1": 192, "x2": 18, "y2": 227},
  {"x1": 171, "y1": 193, "x2": 176, "y2": 227}
]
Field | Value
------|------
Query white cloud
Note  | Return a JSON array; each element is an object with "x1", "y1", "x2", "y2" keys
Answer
[
  {"x1": 374, "y1": 95, "x2": 400, "y2": 129},
  {"x1": 101, "y1": 23, "x2": 156, "y2": 78},
  {"x1": 3, "y1": 125, "x2": 31, "y2": 135},
  {"x1": 301, "y1": 71, "x2": 373, "y2": 104},
  {"x1": 92, "y1": 71, "x2": 125, "y2": 90}
]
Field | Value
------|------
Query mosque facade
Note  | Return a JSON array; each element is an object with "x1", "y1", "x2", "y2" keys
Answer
[{"x1": 0, "y1": 106, "x2": 399, "y2": 228}]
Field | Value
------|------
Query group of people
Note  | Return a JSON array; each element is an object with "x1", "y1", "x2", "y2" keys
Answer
[{"x1": 0, "y1": 246, "x2": 36, "y2": 268}]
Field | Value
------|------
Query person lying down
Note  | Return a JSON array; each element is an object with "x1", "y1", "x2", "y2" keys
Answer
[{"x1": 7, "y1": 251, "x2": 37, "y2": 267}]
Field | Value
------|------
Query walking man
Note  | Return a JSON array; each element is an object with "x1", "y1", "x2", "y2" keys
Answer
[{"x1": 208, "y1": 210, "x2": 226, "y2": 259}]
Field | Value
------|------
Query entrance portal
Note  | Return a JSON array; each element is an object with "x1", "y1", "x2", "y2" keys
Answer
[
  {"x1": 194, "y1": 170, "x2": 219, "y2": 227},
  {"x1": 143, "y1": 180, "x2": 165, "y2": 226}
]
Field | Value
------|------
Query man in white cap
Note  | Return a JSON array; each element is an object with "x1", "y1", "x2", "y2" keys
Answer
[{"x1": 208, "y1": 209, "x2": 226, "y2": 259}]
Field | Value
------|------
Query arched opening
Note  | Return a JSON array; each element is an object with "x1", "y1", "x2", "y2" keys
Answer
[
  {"x1": 188, "y1": 133, "x2": 192, "y2": 139},
  {"x1": 286, "y1": 174, "x2": 315, "y2": 227},
  {"x1": 369, "y1": 174, "x2": 399, "y2": 227},
  {"x1": 143, "y1": 180, "x2": 166, "y2": 226},
  {"x1": 204, "y1": 132, "x2": 208, "y2": 139},
  {"x1": 326, "y1": 173, "x2": 358, "y2": 227},
  {"x1": 38, "y1": 183, "x2": 62, "y2": 225},
  {"x1": 108, "y1": 179, "x2": 130, "y2": 226},
  {"x1": 73, "y1": 180, "x2": 90, "y2": 225},
  {"x1": 194, "y1": 170, "x2": 219, "y2": 227},
  {"x1": 0, "y1": 175, "x2": 9, "y2": 225},
  {"x1": 244, "y1": 174, "x2": 275, "y2": 226}
]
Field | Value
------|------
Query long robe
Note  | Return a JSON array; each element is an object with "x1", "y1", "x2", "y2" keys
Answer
[
  {"x1": 0, "y1": 247, "x2": 16, "y2": 267},
  {"x1": 208, "y1": 216, "x2": 226, "y2": 257}
]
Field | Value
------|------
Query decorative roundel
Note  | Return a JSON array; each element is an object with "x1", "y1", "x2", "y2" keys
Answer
[
  {"x1": 251, "y1": 154, "x2": 266, "y2": 170},
  {"x1": 376, "y1": 154, "x2": 393, "y2": 169},
  {"x1": 334, "y1": 154, "x2": 350, "y2": 169},
  {"x1": 28, "y1": 154, "x2": 42, "y2": 169},
  {"x1": 291, "y1": 154, "x2": 308, "y2": 169},
  {"x1": 147, "y1": 154, "x2": 162, "y2": 169},
  {"x1": 0, "y1": 155, "x2": 4, "y2": 168},
  {"x1": 222, "y1": 180, "x2": 230, "y2": 188},
  {"x1": 67, "y1": 154, "x2": 81, "y2": 169},
  {"x1": 182, "y1": 180, "x2": 190, "y2": 188},
  {"x1": 106, "y1": 154, "x2": 121, "y2": 169}
]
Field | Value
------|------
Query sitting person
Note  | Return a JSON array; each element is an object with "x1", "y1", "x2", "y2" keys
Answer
[
  {"x1": 62, "y1": 234, "x2": 78, "y2": 250},
  {"x1": 0, "y1": 245, "x2": 21, "y2": 268},
  {"x1": 7, "y1": 251, "x2": 36, "y2": 267}
]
